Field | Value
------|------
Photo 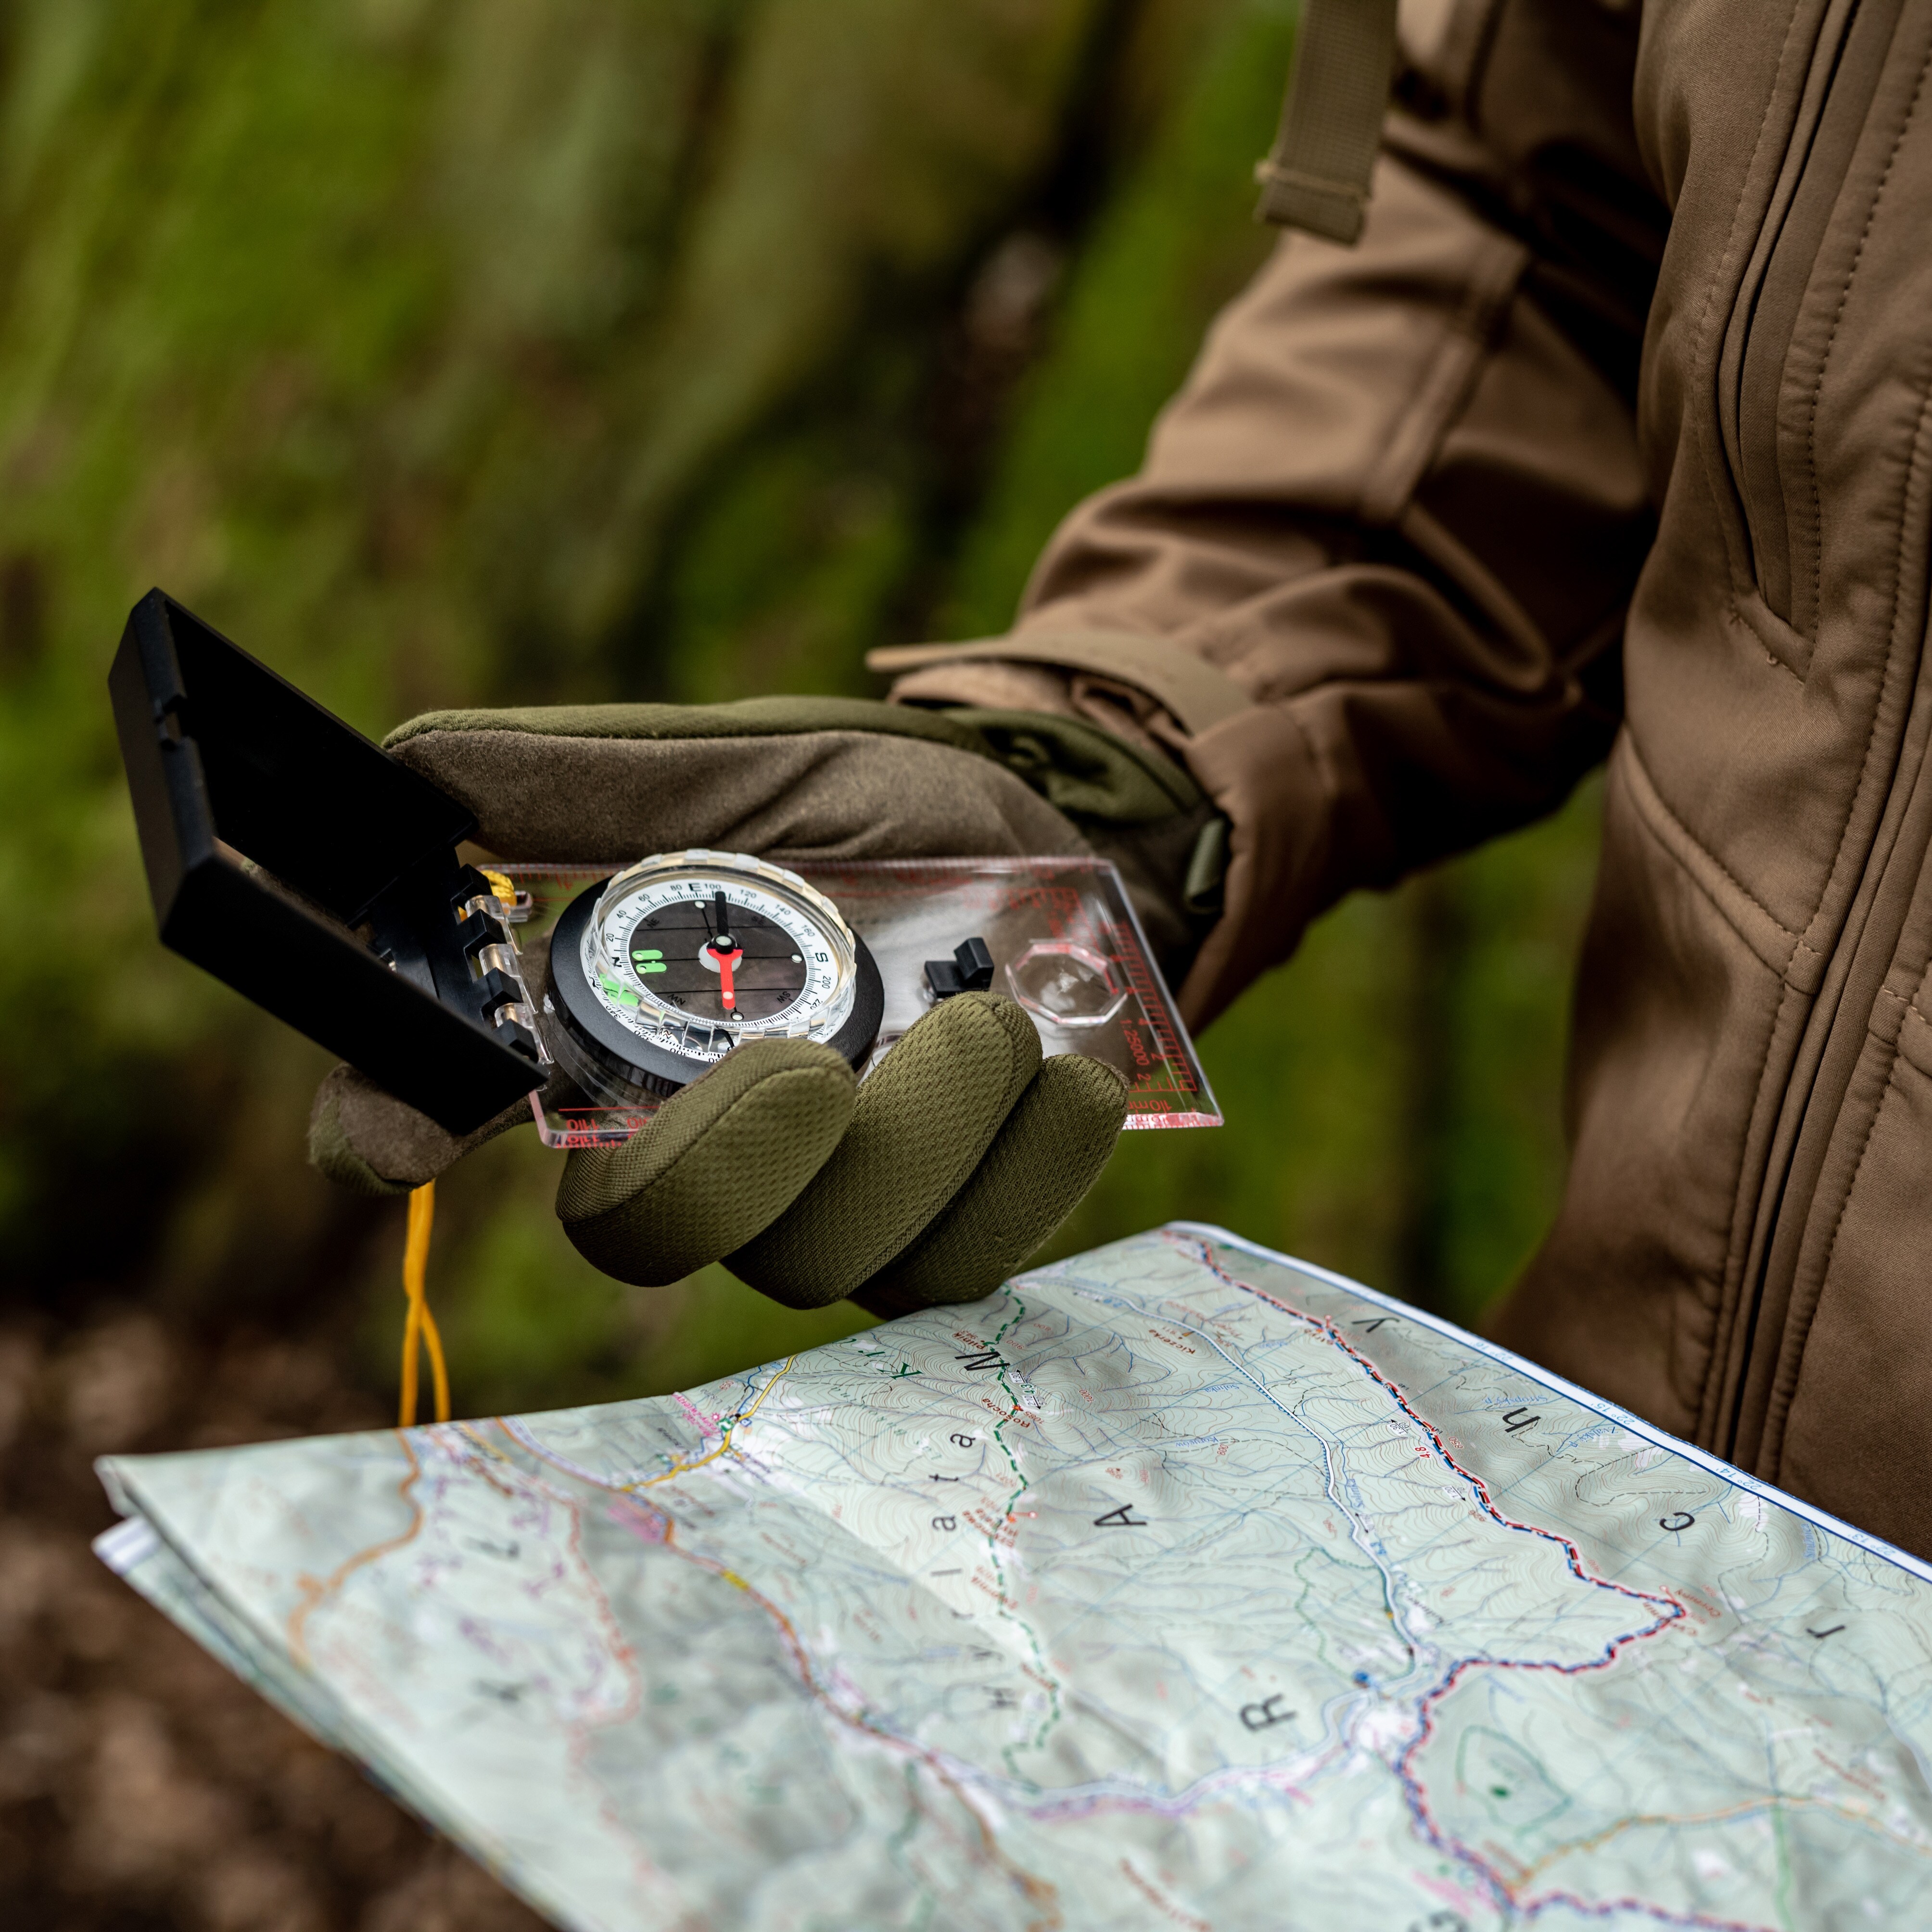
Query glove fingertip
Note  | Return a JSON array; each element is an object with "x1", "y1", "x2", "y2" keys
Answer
[
  {"x1": 724, "y1": 991, "x2": 1042, "y2": 1309},
  {"x1": 556, "y1": 1042, "x2": 856, "y2": 1286},
  {"x1": 852, "y1": 1051, "x2": 1127, "y2": 1315}
]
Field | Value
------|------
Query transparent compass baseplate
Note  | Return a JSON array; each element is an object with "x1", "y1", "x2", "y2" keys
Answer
[{"x1": 483, "y1": 855, "x2": 1220, "y2": 1148}]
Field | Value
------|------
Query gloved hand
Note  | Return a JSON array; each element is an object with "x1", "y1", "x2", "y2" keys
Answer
[{"x1": 308, "y1": 695, "x2": 1219, "y2": 1314}]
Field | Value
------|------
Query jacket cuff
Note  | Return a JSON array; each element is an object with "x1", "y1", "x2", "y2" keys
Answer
[
  {"x1": 1175, "y1": 704, "x2": 1331, "y2": 1029},
  {"x1": 875, "y1": 630, "x2": 1331, "y2": 1030},
  {"x1": 869, "y1": 629, "x2": 1252, "y2": 737}
]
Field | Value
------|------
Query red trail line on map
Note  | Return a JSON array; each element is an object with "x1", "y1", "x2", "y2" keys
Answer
[
  {"x1": 492, "y1": 1405, "x2": 1066, "y2": 1931},
  {"x1": 1173, "y1": 1236, "x2": 1775, "y2": 1932}
]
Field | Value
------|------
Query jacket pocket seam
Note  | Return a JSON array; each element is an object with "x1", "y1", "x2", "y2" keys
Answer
[
  {"x1": 1796, "y1": 378, "x2": 1932, "y2": 961},
  {"x1": 1899, "y1": 992, "x2": 1932, "y2": 1077},
  {"x1": 1725, "y1": 595, "x2": 1806, "y2": 687},
  {"x1": 1617, "y1": 733, "x2": 1821, "y2": 984},
  {"x1": 1722, "y1": 0, "x2": 1862, "y2": 640},
  {"x1": 1691, "y1": 0, "x2": 1843, "y2": 629},
  {"x1": 1797, "y1": 33, "x2": 1932, "y2": 630}
]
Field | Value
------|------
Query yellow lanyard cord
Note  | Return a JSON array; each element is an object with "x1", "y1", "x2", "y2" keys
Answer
[{"x1": 399, "y1": 1181, "x2": 451, "y2": 1427}]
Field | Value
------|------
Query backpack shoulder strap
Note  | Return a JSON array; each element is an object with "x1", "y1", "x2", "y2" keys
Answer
[{"x1": 1252, "y1": 0, "x2": 1400, "y2": 243}]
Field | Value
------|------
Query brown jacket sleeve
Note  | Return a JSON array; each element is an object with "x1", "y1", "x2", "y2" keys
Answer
[{"x1": 877, "y1": 0, "x2": 1667, "y2": 1028}]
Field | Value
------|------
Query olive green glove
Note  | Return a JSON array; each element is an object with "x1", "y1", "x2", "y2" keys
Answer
[{"x1": 308, "y1": 695, "x2": 1214, "y2": 1311}]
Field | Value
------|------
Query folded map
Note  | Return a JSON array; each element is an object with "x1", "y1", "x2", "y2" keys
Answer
[{"x1": 96, "y1": 1225, "x2": 1932, "y2": 1930}]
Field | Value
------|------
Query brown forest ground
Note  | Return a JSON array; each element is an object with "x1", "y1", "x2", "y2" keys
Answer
[{"x1": 0, "y1": 1311, "x2": 546, "y2": 1932}]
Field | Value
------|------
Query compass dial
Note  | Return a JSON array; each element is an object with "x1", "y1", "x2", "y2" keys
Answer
[{"x1": 546, "y1": 850, "x2": 881, "y2": 1101}]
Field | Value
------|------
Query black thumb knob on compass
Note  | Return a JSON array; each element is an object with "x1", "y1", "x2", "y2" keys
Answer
[{"x1": 925, "y1": 935, "x2": 996, "y2": 1000}]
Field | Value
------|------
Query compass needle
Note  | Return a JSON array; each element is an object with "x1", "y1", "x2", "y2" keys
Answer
[
  {"x1": 547, "y1": 850, "x2": 882, "y2": 1104},
  {"x1": 704, "y1": 890, "x2": 744, "y2": 1013}
]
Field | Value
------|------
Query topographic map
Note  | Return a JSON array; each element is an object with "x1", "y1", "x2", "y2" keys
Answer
[{"x1": 96, "y1": 1226, "x2": 1932, "y2": 1931}]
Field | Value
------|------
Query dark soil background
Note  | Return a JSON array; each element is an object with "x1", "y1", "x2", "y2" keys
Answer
[{"x1": 0, "y1": 1309, "x2": 545, "y2": 1931}]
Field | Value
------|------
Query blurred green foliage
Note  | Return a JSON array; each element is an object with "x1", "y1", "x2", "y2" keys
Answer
[{"x1": 0, "y1": 0, "x2": 1602, "y2": 1415}]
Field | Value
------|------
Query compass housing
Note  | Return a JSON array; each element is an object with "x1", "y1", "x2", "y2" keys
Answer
[{"x1": 545, "y1": 850, "x2": 883, "y2": 1102}]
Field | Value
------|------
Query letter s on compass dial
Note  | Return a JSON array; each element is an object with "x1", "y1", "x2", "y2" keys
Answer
[{"x1": 545, "y1": 849, "x2": 883, "y2": 1102}]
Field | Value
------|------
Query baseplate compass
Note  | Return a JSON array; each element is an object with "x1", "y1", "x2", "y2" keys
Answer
[{"x1": 108, "y1": 591, "x2": 1219, "y2": 1150}]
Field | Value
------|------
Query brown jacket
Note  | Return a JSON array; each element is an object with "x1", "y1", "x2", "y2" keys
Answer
[{"x1": 878, "y1": 0, "x2": 1932, "y2": 1558}]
